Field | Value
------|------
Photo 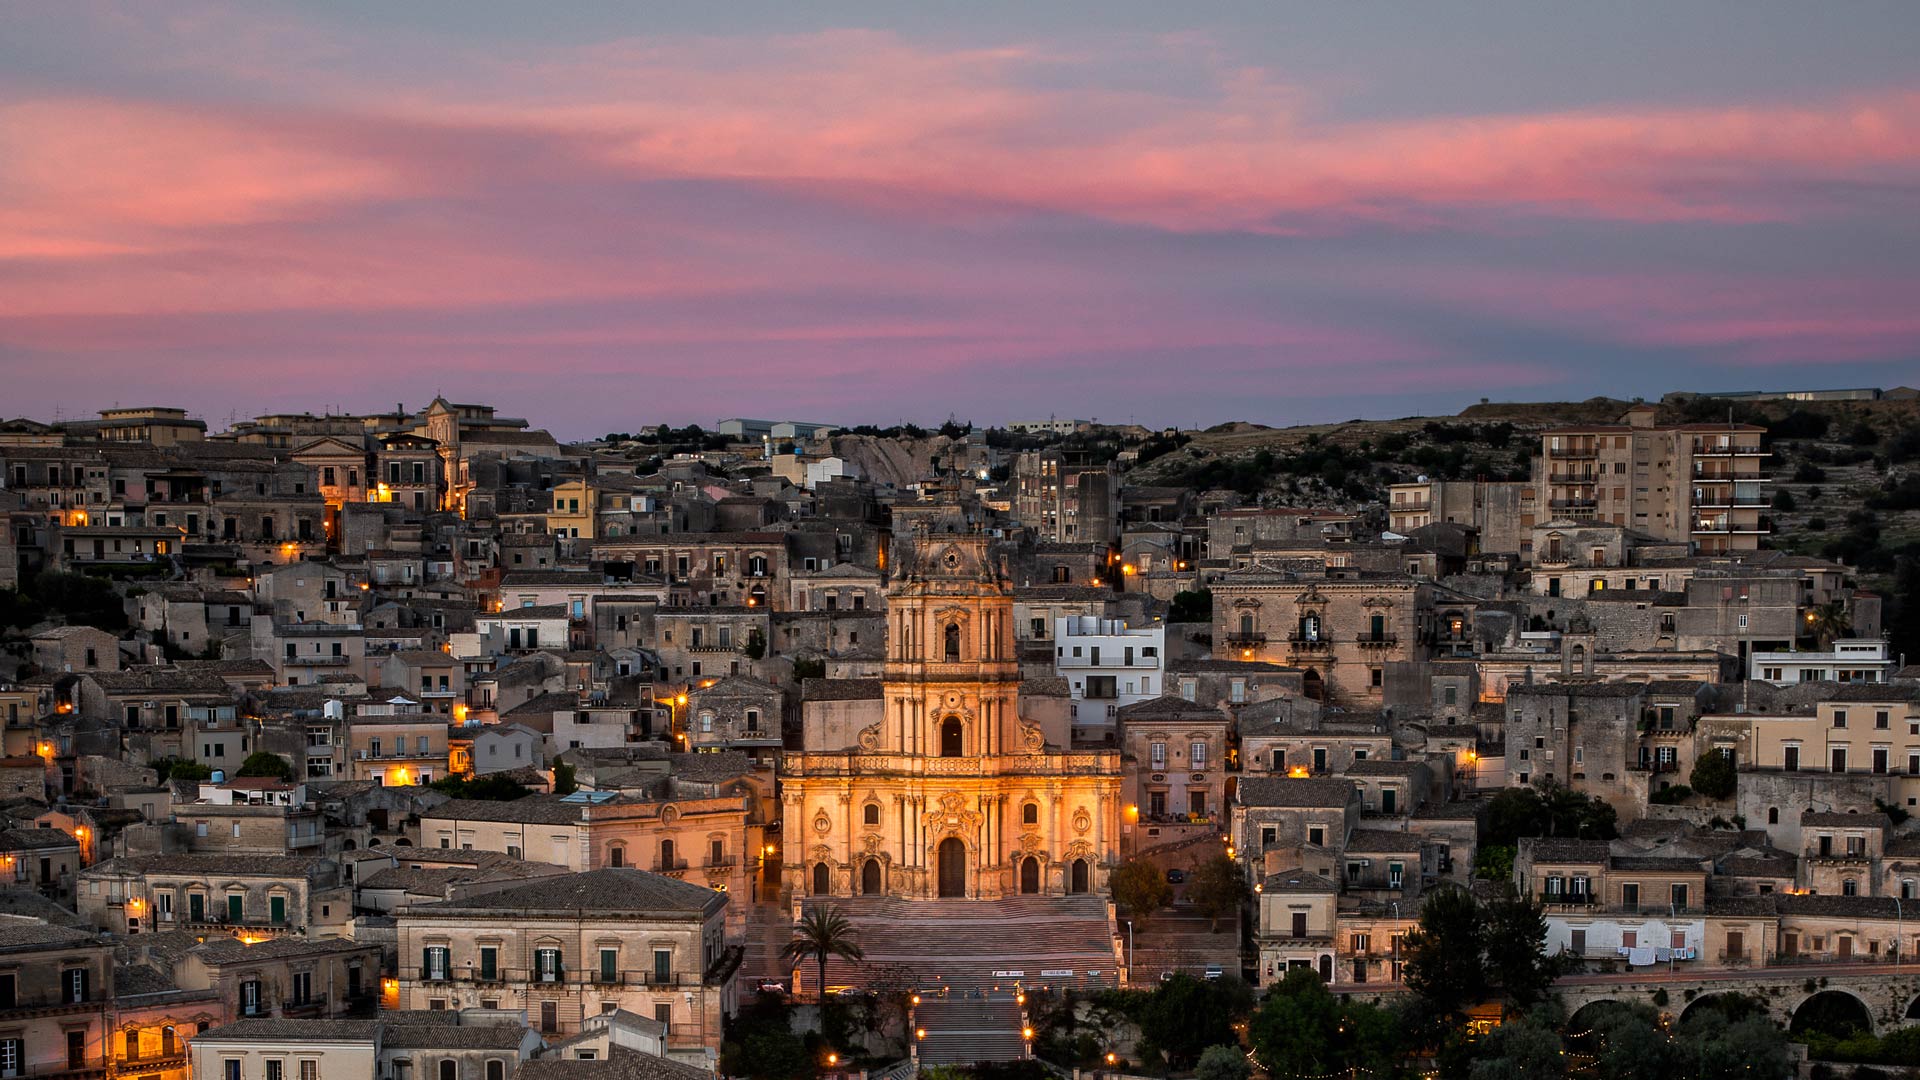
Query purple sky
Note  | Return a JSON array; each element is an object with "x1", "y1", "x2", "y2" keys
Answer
[{"x1": 3, "y1": 2, "x2": 1919, "y2": 438}]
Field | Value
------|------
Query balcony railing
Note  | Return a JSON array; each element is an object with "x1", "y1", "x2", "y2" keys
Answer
[
  {"x1": 1224, "y1": 632, "x2": 1267, "y2": 647},
  {"x1": 653, "y1": 858, "x2": 690, "y2": 872},
  {"x1": 1286, "y1": 636, "x2": 1332, "y2": 652},
  {"x1": 1355, "y1": 635, "x2": 1398, "y2": 649},
  {"x1": 1549, "y1": 498, "x2": 1598, "y2": 509}
]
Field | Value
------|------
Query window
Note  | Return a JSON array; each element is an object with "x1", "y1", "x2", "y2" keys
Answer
[
  {"x1": 64, "y1": 966, "x2": 88, "y2": 1003},
  {"x1": 863, "y1": 804, "x2": 880, "y2": 826},
  {"x1": 600, "y1": 948, "x2": 618, "y2": 983},
  {"x1": 422, "y1": 947, "x2": 450, "y2": 980},
  {"x1": 654, "y1": 948, "x2": 672, "y2": 985},
  {"x1": 479, "y1": 946, "x2": 498, "y2": 980},
  {"x1": 1190, "y1": 741, "x2": 1208, "y2": 768},
  {"x1": 1150, "y1": 742, "x2": 1166, "y2": 769},
  {"x1": 1022, "y1": 802, "x2": 1039, "y2": 826},
  {"x1": 268, "y1": 1062, "x2": 284, "y2": 1080},
  {"x1": 536, "y1": 947, "x2": 562, "y2": 982},
  {"x1": 224, "y1": 1061, "x2": 241, "y2": 1080}
]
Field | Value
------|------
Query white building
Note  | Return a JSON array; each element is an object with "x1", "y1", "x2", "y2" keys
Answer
[
  {"x1": 1053, "y1": 616, "x2": 1165, "y2": 739},
  {"x1": 1750, "y1": 639, "x2": 1895, "y2": 685}
]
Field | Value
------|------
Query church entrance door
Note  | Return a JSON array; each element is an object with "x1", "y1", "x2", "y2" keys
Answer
[{"x1": 937, "y1": 838, "x2": 967, "y2": 898}]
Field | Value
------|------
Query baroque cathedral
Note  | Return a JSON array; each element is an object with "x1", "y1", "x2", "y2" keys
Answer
[{"x1": 781, "y1": 533, "x2": 1125, "y2": 901}]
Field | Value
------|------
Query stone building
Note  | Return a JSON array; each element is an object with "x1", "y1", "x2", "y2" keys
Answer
[
  {"x1": 394, "y1": 868, "x2": 734, "y2": 1050},
  {"x1": 780, "y1": 534, "x2": 1124, "y2": 900}
]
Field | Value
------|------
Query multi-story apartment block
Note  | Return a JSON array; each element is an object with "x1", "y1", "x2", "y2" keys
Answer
[
  {"x1": 1011, "y1": 450, "x2": 1115, "y2": 544},
  {"x1": 1537, "y1": 405, "x2": 1768, "y2": 555},
  {"x1": 1053, "y1": 616, "x2": 1165, "y2": 738}
]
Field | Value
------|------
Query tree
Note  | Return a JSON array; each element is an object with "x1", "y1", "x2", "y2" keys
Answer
[
  {"x1": 1482, "y1": 891, "x2": 1561, "y2": 1007},
  {"x1": 1468, "y1": 1007, "x2": 1565, "y2": 1080},
  {"x1": 235, "y1": 751, "x2": 292, "y2": 780},
  {"x1": 551, "y1": 760, "x2": 577, "y2": 796},
  {"x1": 781, "y1": 906, "x2": 864, "y2": 1003},
  {"x1": 1249, "y1": 968, "x2": 1403, "y2": 1080},
  {"x1": 1194, "y1": 1044, "x2": 1251, "y2": 1080},
  {"x1": 153, "y1": 758, "x2": 211, "y2": 783},
  {"x1": 1485, "y1": 782, "x2": 1617, "y2": 847},
  {"x1": 1138, "y1": 974, "x2": 1250, "y2": 1069},
  {"x1": 1169, "y1": 590, "x2": 1213, "y2": 623},
  {"x1": 1109, "y1": 858, "x2": 1172, "y2": 919},
  {"x1": 743, "y1": 629, "x2": 766, "y2": 660},
  {"x1": 1402, "y1": 884, "x2": 1488, "y2": 1019},
  {"x1": 1806, "y1": 600, "x2": 1854, "y2": 649},
  {"x1": 1186, "y1": 854, "x2": 1251, "y2": 931},
  {"x1": 1689, "y1": 749, "x2": 1737, "y2": 800},
  {"x1": 723, "y1": 1029, "x2": 813, "y2": 1080},
  {"x1": 427, "y1": 774, "x2": 532, "y2": 801}
]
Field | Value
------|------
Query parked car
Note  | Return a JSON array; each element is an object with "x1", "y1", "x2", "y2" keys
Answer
[
  {"x1": 1203, "y1": 965, "x2": 1224, "y2": 980},
  {"x1": 756, "y1": 980, "x2": 787, "y2": 995},
  {"x1": 1166, "y1": 868, "x2": 1186, "y2": 884}
]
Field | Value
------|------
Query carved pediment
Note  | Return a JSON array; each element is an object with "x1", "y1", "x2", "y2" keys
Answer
[{"x1": 1295, "y1": 586, "x2": 1328, "y2": 607}]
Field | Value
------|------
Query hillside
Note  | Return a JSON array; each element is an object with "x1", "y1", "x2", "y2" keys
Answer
[{"x1": 1121, "y1": 396, "x2": 1920, "y2": 580}]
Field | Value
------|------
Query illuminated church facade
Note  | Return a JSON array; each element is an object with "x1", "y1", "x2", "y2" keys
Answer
[{"x1": 781, "y1": 534, "x2": 1125, "y2": 900}]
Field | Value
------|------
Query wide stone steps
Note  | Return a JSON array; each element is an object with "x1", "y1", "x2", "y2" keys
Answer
[
  {"x1": 793, "y1": 896, "x2": 1119, "y2": 996},
  {"x1": 914, "y1": 998, "x2": 1027, "y2": 1065}
]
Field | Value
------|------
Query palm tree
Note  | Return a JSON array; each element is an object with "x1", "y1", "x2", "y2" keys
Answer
[
  {"x1": 782, "y1": 905, "x2": 865, "y2": 1002},
  {"x1": 1806, "y1": 601, "x2": 1854, "y2": 649}
]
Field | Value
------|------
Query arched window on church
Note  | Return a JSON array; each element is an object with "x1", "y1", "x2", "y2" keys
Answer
[
  {"x1": 944, "y1": 623, "x2": 961, "y2": 661},
  {"x1": 1022, "y1": 802, "x2": 1039, "y2": 826},
  {"x1": 863, "y1": 803, "x2": 881, "y2": 826},
  {"x1": 941, "y1": 717, "x2": 964, "y2": 758}
]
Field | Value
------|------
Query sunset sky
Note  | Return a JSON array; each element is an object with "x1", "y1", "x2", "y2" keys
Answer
[{"x1": 4, "y1": 2, "x2": 1919, "y2": 436}]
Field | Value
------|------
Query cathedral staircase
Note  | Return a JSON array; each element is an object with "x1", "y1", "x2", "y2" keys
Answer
[
  {"x1": 913, "y1": 997, "x2": 1029, "y2": 1065},
  {"x1": 793, "y1": 895, "x2": 1119, "y2": 996}
]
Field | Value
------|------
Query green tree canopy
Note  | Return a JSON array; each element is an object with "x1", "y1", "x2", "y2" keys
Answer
[
  {"x1": 1485, "y1": 781, "x2": 1618, "y2": 847},
  {"x1": 1185, "y1": 853, "x2": 1251, "y2": 932},
  {"x1": 235, "y1": 751, "x2": 292, "y2": 780},
  {"x1": 1402, "y1": 884, "x2": 1489, "y2": 1019},
  {"x1": 1689, "y1": 749, "x2": 1737, "y2": 800},
  {"x1": 1137, "y1": 974, "x2": 1252, "y2": 1070},
  {"x1": 1249, "y1": 968, "x2": 1405, "y2": 1080},
  {"x1": 1109, "y1": 858, "x2": 1172, "y2": 918},
  {"x1": 1194, "y1": 1044, "x2": 1251, "y2": 1080}
]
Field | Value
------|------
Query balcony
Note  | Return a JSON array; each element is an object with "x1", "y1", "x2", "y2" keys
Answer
[
  {"x1": 1548, "y1": 447, "x2": 1601, "y2": 459},
  {"x1": 1546, "y1": 474, "x2": 1598, "y2": 486},
  {"x1": 1630, "y1": 761, "x2": 1680, "y2": 773},
  {"x1": 653, "y1": 857, "x2": 690, "y2": 872},
  {"x1": 281, "y1": 997, "x2": 328, "y2": 1017},
  {"x1": 1392, "y1": 499, "x2": 1431, "y2": 514},
  {"x1": 704, "y1": 855, "x2": 739, "y2": 868},
  {"x1": 1355, "y1": 635, "x2": 1398, "y2": 650},
  {"x1": 1224, "y1": 631, "x2": 1267, "y2": 647},
  {"x1": 1549, "y1": 498, "x2": 1598, "y2": 510},
  {"x1": 1286, "y1": 635, "x2": 1332, "y2": 653},
  {"x1": 285, "y1": 655, "x2": 350, "y2": 667}
]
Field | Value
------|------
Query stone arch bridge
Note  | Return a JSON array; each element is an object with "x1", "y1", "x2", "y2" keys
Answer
[
  {"x1": 1555, "y1": 963, "x2": 1920, "y2": 1034},
  {"x1": 1342, "y1": 962, "x2": 1920, "y2": 1034}
]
